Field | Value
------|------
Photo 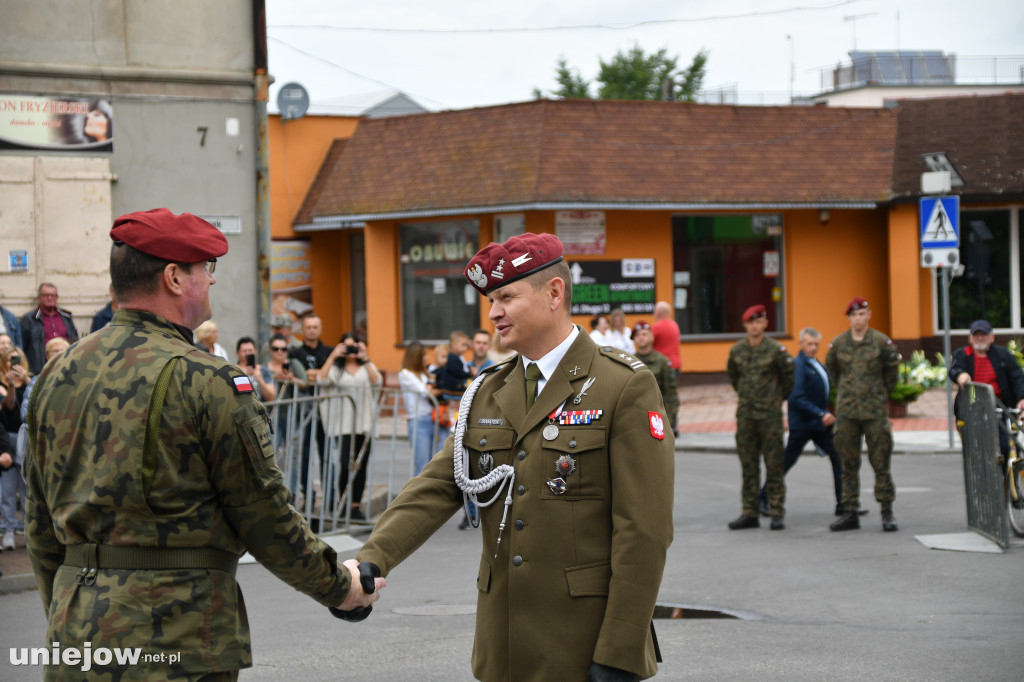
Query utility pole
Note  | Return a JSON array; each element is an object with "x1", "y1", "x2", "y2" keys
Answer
[{"x1": 843, "y1": 12, "x2": 879, "y2": 51}]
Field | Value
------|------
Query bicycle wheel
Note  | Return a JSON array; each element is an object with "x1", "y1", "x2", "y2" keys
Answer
[{"x1": 1007, "y1": 460, "x2": 1024, "y2": 538}]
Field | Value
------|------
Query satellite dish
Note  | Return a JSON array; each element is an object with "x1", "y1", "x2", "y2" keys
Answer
[{"x1": 277, "y1": 82, "x2": 310, "y2": 121}]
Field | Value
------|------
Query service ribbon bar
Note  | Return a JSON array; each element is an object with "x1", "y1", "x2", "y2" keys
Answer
[{"x1": 558, "y1": 410, "x2": 604, "y2": 425}]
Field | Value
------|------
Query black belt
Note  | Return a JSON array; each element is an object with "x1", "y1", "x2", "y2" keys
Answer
[{"x1": 64, "y1": 543, "x2": 239, "y2": 584}]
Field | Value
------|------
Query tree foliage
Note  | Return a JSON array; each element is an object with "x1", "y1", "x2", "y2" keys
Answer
[{"x1": 535, "y1": 45, "x2": 708, "y2": 102}]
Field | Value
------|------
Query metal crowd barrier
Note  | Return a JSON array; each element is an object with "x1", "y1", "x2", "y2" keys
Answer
[
  {"x1": 956, "y1": 382, "x2": 1009, "y2": 548},
  {"x1": 265, "y1": 382, "x2": 444, "y2": 534}
]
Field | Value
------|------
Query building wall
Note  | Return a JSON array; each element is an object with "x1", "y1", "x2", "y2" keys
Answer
[
  {"x1": 268, "y1": 114, "x2": 360, "y2": 240},
  {"x1": 0, "y1": 0, "x2": 260, "y2": 346}
]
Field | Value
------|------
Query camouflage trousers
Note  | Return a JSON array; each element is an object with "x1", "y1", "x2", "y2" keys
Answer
[
  {"x1": 736, "y1": 414, "x2": 786, "y2": 517},
  {"x1": 835, "y1": 416, "x2": 895, "y2": 512}
]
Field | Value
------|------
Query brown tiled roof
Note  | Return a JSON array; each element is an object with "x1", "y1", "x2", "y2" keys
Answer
[
  {"x1": 891, "y1": 93, "x2": 1024, "y2": 201},
  {"x1": 297, "y1": 99, "x2": 899, "y2": 223}
]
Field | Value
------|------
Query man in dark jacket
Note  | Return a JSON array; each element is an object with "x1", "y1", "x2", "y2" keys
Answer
[
  {"x1": 19, "y1": 283, "x2": 79, "y2": 374},
  {"x1": 758, "y1": 327, "x2": 859, "y2": 519},
  {"x1": 949, "y1": 319, "x2": 1024, "y2": 455}
]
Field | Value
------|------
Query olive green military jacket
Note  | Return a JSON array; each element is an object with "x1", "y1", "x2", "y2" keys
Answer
[
  {"x1": 825, "y1": 328, "x2": 901, "y2": 420},
  {"x1": 726, "y1": 337, "x2": 795, "y2": 419},
  {"x1": 358, "y1": 331, "x2": 675, "y2": 681},
  {"x1": 25, "y1": 309, "x2": 350, "y2": 678},
  {"x1": 634, "y1": 349, "x2": 679, "y2": 423}
]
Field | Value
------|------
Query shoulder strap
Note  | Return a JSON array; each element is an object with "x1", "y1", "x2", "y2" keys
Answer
[{"x1": 142, "y1": 357, "x2": 179, "y2": 497}]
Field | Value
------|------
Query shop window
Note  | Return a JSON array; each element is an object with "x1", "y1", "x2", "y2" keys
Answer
[
  {"x1": 399, "y1": 220, "x2": 480, "y2": 342},
  {"x1": 938, "y1": 209, "x2": 1012, "y2": 330},
  {"x1": 671, "y1": 215, "x2": 785, "y2": 336}
]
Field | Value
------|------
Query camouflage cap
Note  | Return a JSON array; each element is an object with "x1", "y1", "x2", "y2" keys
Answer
[
  {"x1": 111, "y1": 208, "x2": 228, "y2": 262},
  {"x1": 464, "y1": 233, "x2": 564, "y2": 295}
]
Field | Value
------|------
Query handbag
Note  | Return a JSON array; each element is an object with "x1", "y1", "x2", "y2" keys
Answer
[{"x1": 431, "y1": 403, "x2": 453, "y2": 428}]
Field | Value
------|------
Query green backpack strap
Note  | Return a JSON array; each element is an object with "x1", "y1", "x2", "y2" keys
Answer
[{"x1": 142, "y1": 357, "x2": 179, "y2": 497}]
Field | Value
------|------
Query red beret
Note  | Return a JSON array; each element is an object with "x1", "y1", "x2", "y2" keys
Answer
[
  {"x1": 632, "y1": 321, "x2": 651, "y2": 335},
  {"x1": 465, "y1": 233, "x2": 564, "y2": 295},
  {"x1": 846, "y1": 297, "x2": 869, "y2": 315},
  {"x1": 110, "y1": 208, "x2": 228, "y2": 262},
  {"x1": 742, "y1": 305, "x2": 767, "y2": 322}
]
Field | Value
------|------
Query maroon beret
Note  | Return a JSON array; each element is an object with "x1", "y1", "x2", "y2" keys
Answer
[
  {"x1": 465, "y1": 233, "x2": 564, "y2": 295},
  {"x1": 110, "y1": 208, "x2": 228, "y2": 262},
  {"x1": 845, "y1": 297, "x2": 869, "y2": 315},
  {"x1": 742, "y1": 304, "x2": 767, "y2": 322},
  {"x1": 632, "y1": 321, "x2": 651, "y2": 335}
]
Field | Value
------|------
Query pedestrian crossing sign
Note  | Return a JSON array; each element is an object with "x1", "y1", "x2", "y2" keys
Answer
[{"x1": 919, "y1": 196, "x2": 960, "y2": 248}]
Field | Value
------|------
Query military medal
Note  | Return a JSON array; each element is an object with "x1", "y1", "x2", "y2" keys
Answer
[
  {"x1": 478, "y1": 452, "x2": 494, "y2": 475},
  {"x1": 573, "y1": 377, "x2": 596, "y2": 405},
  {"x1": 543, "y1": 401, "x2": 567, "y2": 441},
  {"x1": 546, "y1": 477, "x2": 566, "y2": 494},
  {"x1": 546, "y1": 454, "x2": 576, "y2": 495}
]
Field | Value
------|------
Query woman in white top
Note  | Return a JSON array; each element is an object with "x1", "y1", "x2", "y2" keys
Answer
[
  {"x1": 606, "y1": 308, "x2": 635, "y2": 353},
  {"x1": 398, "y1": 341, "x2": 450, "y2": 475},
  {"x1": 589, "y1": 314, "x2": 611, "y2": 346},
  {"x1": 317, "y1": 332, "x2": 381, "y2": 520},
  {"x1": 193, "y1": 320, "x2": 229, "y2": 360}
]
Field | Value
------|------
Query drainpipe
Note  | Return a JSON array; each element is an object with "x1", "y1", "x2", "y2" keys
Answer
[{"x1": 253, "y1": 0, "x2": 271, "y2": 353}]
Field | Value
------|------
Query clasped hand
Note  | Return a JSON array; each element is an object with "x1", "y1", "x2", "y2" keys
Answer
[{"x1": 330, "y1": 559, "x2": 386, "y2": 622}]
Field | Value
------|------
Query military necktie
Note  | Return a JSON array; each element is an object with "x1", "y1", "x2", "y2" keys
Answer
[{"x1": 525, "y1": 363, "x2": 543, "y2": 411}]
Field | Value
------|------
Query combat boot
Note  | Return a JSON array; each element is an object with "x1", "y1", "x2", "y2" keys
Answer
[
  {"x1": 830, "y1": 510, "x2": 860, "y2": 531},
  {"x1": 728, "y1": 515, "x2": 759, "y2": 530},
  {"x1": 881, "y1": 510, "x2": 898, "y2": 532},
  {"x1": 770, "y1": 516, "x2": 785, "y2": 530}
]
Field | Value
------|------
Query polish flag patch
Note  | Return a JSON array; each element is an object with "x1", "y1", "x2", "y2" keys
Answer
[
  {"x1": 233, "y1": 376, "x2": 254, "y2": 394},
  {"x1": 648, "y1": 411, "x2": 665, "y2": 440}
]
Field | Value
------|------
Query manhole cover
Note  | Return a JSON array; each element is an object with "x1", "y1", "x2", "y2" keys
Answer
[
  {"x1": 392, "y1": 604, "x2": 477, "y2": 616},
  {"x1": 653, "y1": 603, "x2": 762, "y2": 620}
]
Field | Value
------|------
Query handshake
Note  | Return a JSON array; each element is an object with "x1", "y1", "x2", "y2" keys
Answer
[{"x1": 329, "y1": 559, "x2": 386, "y2": 622}]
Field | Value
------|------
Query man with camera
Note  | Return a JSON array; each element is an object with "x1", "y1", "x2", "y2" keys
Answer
[{"x1": 236, "y1": 336, "x2": 275, "y2": 401}]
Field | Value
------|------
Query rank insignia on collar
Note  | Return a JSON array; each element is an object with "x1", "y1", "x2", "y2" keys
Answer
[{"x1": 648, "y1": 411, "x2": 666, "y2": 440}]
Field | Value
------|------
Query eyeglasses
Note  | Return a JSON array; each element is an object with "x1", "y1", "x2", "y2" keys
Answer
[
  {"x1": 153, "y1": 259, "x2": 217, "y2": 275},
  {"x1": 270, "y1": 346, "x2": 288, "y2": 351}
]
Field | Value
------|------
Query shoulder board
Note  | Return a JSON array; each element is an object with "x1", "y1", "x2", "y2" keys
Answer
[{"x1": 599, "y1": 346, "x2": 647, "y2": 372}]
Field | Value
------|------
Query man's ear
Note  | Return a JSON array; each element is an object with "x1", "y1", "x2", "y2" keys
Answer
[
  {"x1": 547, "y1": 276, "x2": 566, "y2": 311},
  {"x1": 162, "y1": 263, "x2": 186, "y2": 296}
]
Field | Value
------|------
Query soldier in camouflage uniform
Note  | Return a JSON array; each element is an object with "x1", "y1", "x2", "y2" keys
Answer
[
  {"x1": 632, "y1": 320, "x2": 679, "y2": 433},
  {"x1": 826, "y1": 297, "x2": 901, "y2": 532},
  {"x1": 25, "y1": 208, "x2": 383, "y2": 681},
  {"x1": 726, "y1": 305, "x2": 795, "y2": 530}
]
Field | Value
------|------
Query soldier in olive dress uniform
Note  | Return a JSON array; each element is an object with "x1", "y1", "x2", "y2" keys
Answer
[
  {"x1": 726, "y1": 305, "x2": 795, "y2": 530},
  {"x1": 356, "y1": 233, "x2": 675, "y2": 682},
  {"x1": 826, "y1": 297, "x2": 901, "y2": 532},
  {"x1": 25, "y1": 209, "x2": 383, "y2": 681}
]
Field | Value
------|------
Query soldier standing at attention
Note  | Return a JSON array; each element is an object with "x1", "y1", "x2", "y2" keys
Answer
[
  {"x1": 632, "y1": 320, "x2": 679, "y2": 434},
  {"x1": 356, "y1": 233, "x2": 675, "y2": 681},
  {"x1": 25, "y1": 208, "x2": 383, "y2": 681},
  {"x1": 726, "y1": 305, "x2": 795, "y2": 531},
  {"x1": 827, "y1": 297, "x2": 901, "y2": 532}
]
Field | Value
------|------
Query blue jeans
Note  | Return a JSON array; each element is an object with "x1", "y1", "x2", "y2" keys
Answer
[{"x1": 410, "y1": 415, "x2": 449, "y2": 476}]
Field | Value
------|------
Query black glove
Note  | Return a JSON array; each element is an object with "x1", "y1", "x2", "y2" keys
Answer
[
  {"x1": 328, "y1": 561, "x2": 381, "y2": 623},
  {"x1": 586, "y1": 662, "x2": 638, "y2": 682}
]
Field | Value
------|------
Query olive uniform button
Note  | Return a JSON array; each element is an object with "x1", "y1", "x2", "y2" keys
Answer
[
  {"x1": 479, "y1": 438, "x2": 487, "y2": 447},
  {"x1": 517, "y1": 450, "x2": 526, "y2": 460},
  {"x1": 514, "y1": 520, "x2": 524, "y2": 530},
  {"x1": 512, "y1": 555, "x2": 523, "y2": 566},
  {"x1": 569, "y1": 439, "x2": 577, "y2": 448},
  {"x1": 517, "y1": 485, "x2": 525, "y2": 495}
]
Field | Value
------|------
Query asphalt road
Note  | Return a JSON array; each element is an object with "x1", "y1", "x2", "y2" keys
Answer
[{"x1": 3, "y1": 451, "x2": 1022, "y2": 681}]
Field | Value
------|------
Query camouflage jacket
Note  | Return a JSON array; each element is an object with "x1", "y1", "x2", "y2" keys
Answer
[
  {"x1": 825, "y1": 328, "x2": 901, "y2": 420},
  {"x1": 634, "y1": 349, "x2": 679, "y2": 424},
  {"x1": 25, "y1": 309, "x2": 350, "y2": 678},
  {"x1": 727, "y1": 337, "x2": 795, "y2": 419}
]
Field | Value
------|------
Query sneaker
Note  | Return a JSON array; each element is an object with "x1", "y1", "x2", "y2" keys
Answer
[
  {"x1": 1, "y1": 530, "x2": 14, "y2": 551},
  {"x1": 15, "y1": 525, "x2": 25, "y2": 535},
  {"x1": 727, "y1": 515, "x2": 760, "y2": 530}
]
